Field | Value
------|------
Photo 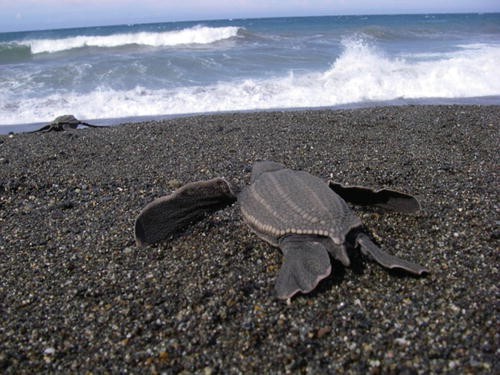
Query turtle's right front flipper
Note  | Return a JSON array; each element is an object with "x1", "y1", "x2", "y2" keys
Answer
[
  {"x1": 80, "y1": 122, "x2": 108, "y2": 129},
  {"x1": 328, "y1": 182, "x2": 420, "y2": 213},
  {"x1": 135, "y1": 178, "x2": 237, "y2": 247},
  {"x1": 275, "y1": 235, "x2": 332, "y2": 299}
]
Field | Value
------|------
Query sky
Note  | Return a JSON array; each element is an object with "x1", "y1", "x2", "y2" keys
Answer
[{"x1": 1, "y1": 0, "x2": 499, "y2": 32}]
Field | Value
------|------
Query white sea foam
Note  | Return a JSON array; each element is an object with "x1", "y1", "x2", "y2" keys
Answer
[
  {"x1": 1, "y1": 40, "x2": 499, "y2": 125},
  {"x1": 319, "y1": 39, "x2": 500, "y2": 101},
  {"x1": 19, "y1": 25, "x2": 241, "y2": 54}
]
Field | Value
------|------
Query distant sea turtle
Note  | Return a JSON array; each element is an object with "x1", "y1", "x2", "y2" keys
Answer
[
  {"x1": 135, "y1": 161, "x2": 428, "y2": 299},
  {"x1": 30, "y1": 115, "x2": 106, "y2": 133}
]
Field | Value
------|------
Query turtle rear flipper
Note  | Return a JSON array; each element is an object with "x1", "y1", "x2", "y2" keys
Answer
[
  {"x1": 355, "y1": 233, "x2": 428, "y2": 275},
  {"x1": 328, "y1": 182, "x2": 420, "y2": 213},
  {"x1": 275, "y1": 235, "x2": 332, "y2": 299},
  {"x1": 135, "y1": 178, "x2": 237, "y2": 247}
]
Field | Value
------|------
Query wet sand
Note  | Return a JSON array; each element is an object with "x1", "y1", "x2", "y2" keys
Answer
[{"x1": 0, "y1": 105, "x2": 498, "y2": 373}]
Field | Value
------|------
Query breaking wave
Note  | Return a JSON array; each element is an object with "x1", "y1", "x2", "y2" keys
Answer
[
  {"x1": 12, "y1": 25, "x2": 242, "y2": 54},
  {"x1": 1, "y1": 39, "x2": 499, "y2": 126}
]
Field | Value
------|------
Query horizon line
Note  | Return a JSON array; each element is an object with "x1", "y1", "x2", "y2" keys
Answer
[{"x1": 1, "y1": 10, "x2": 499, "y2": 34}]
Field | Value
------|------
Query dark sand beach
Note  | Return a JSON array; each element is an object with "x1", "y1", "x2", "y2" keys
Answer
[{"x1": 0, "y1": 105, "x2": 498, "y2": 373}]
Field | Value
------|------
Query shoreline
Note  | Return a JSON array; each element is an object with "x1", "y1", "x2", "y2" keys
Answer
[
  {"x1": 0, "y1": 105, "x2": 498, "y2": 373},
  {"x1": 1, "y1": 96, "x2": 500, "y2": 134}
]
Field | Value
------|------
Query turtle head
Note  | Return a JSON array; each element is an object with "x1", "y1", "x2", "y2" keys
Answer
[{"x1": 251, "y1": 161, "x2": 286, "y2": 183}]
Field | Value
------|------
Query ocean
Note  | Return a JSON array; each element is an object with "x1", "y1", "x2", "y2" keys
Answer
[{"x1": 1, "y1": 13, "x2": 499, "y2": 132}]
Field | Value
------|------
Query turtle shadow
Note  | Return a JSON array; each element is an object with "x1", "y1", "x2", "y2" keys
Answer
[
  {"x1": 385, "y1": 267, "x2": 429, "y2": 279},
  {"x1": 304, "y1": 270, "x2": 343, "y2": 299},
  {"x1": 296, "y1": 243, "x2": 426, "y2": 300},
  {"x1": 304, "y1": 252, "x2": 367, "y2": 299}
]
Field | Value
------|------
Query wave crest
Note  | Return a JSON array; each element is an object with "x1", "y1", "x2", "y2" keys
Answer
[{"x1": 16, "y1": 25, "x2": 242, "y2": 54}]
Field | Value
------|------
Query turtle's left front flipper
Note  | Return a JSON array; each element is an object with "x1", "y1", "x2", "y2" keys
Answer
[
  {"x1": 28, "y1": 125, "x2": 51, "y2": 133},
  {"x1": 135, "y1": 178, "x2": 237, "y2": 247},
  {"x1": 328, "y1": 181, "x2": 420, "y2": 213}
]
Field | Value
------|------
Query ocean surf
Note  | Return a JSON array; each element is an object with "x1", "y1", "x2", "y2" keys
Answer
[{"x1": 1, "y1": 14, "x2": 499, "y2": 129}]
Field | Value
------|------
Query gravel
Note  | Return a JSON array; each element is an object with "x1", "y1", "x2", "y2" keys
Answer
[{"x1": 0, "y1": 105, "x2": 498, "y2": 373}]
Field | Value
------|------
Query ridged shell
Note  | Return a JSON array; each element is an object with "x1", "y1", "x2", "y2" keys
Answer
[{"x1": 239, "y1": 169, "x2": 362, "y2": 245}]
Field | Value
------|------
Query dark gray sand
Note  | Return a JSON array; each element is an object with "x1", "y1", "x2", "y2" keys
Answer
[{"x1": 0, "y1": 105, "x2": 498, "y2": 373}]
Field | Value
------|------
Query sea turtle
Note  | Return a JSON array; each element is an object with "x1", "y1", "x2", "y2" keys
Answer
[
  {"x1": 30, "y1": 115, "x2": 106, "y2": 133},
  {"x1": 135, "y1": 161, "x2": 428, "y2": 299}
]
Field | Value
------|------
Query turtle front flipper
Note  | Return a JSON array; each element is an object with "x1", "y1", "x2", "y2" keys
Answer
[
  {"x1": 355, "y1": 233, "x2": 428, "y2": 275},
  {"x1": 80, "y1": 122, "x2": 108, "y2": 129},
  {"x1": 135, "y1": 178, "x2": 237, "y2": 247},
  {"x1": 29, "y1": 125, "x2": 51, "y2": 133},
  {"x1": 328, "y1": 181, "x2": 420, "y2": 213},
  {"x1": 275, "y1": 235, "x2": 332, "y2": 299}
]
